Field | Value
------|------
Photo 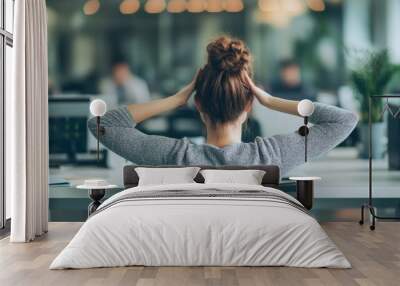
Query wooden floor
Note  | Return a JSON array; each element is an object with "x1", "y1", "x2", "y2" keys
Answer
[{"x1": 0, "y1": 222, "x2": 399, "y2": 286}]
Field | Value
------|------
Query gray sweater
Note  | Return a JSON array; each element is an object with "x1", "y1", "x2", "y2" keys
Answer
[{"x1": 88, "y1": 103, "x2": 358, "y2": 176}]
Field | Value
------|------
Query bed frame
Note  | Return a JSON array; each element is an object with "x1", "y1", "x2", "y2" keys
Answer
[{"x1": 123, "y1": 165, "x2": 313, "y2": 209}]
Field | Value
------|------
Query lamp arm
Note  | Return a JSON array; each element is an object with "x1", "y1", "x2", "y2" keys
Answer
[
  {"x1": 96, "y1": 116, "x2": 100, "y2": 162},
  {"x1": 95, "y1": 116, "x2": 107, "y2": 162},
  {"x1": 298, "y1": 116, "x2": 310, "y2": 162},
  {"x1": 305, "y1": 128, "x2": 308, "y2": 162}
]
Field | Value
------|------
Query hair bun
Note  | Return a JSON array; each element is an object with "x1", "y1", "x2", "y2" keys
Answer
[{"x1": 207, "y1": 36, "x2": 251, "y2": 73}]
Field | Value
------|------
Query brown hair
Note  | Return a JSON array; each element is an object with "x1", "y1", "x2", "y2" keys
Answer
[{"x1": 194, "y1": 36, "x2": 254, "y2": 125}]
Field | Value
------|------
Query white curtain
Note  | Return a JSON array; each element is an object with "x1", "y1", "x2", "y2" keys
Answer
[{"x1": 8, "y1": 0, "x2": 48, "y2": 242}]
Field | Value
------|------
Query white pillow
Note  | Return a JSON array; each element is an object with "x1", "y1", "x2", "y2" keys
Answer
[
  {"x1": 135, "y1": 167, "x2": 200, "y2": 186},
  {"x1": 200, "y1": 169, "x2": 266, "y2": 185}
]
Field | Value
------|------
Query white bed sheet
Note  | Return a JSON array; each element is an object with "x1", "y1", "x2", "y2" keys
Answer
[{"x1": 50, "y1": 183, "x2": 350, "y2": 269}]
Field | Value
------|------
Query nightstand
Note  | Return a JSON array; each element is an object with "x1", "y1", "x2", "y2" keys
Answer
[
  {"x1": 289, "y1": 177, "x2": 321, "y2": 210},
  {"x1": 49, "y1": 184, "x2": 124, "y2": 221},
  {"x1": 77, "y1": 184, "x2": 119, "y2": 216}
]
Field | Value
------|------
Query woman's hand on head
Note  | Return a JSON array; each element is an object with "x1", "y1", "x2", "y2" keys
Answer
[
  {"x1": 244, "y1": 72, "x2": 300, "y2": 116},
  {"x1": 175, "y1": 70, "x2": 199, "y2": 106},
  {"x1": 244, "y1": 72, "x2": 257, "y2": 93},
  {"x1": 244, "y1": 73, "x2": 272, "y2": 107}
]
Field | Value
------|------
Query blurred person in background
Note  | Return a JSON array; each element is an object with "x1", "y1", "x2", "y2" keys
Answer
[
  {"x1": 270, "y1": 59, "x2": 317, "y2": 102},
  {"x1": 100, "y1": 61, "x2": 151, "y2": 105}
]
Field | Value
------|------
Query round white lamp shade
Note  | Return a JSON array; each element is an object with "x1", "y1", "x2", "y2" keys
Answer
[
  {"x1": 90, "y1": 99, "x2": 107, "y2": 117},
  {"x1": 297, "y1": 99, "x2": 315, "y2": 117}
]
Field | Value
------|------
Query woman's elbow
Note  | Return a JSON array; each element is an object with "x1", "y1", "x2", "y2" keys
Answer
[
  {"x1": 346, "y1": 111, "x2": 359, "y2": 129},
  {"x1": 341, "y1": 110, "x2": 359, "y2": 135}
]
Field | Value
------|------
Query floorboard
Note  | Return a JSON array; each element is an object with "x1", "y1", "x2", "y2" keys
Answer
[{"x1": 0, "y1": 222, "x2": 399, "y2": 286}]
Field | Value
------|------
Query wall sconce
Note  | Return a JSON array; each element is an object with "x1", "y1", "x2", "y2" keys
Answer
[
  {"x1": 89, "y1": 99, "x2": 107, "y2": 162},
  {"x1": 297, "y1": 99, "x2": 315, "y2": 162}
]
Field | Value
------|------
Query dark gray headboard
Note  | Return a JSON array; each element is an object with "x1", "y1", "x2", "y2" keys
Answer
[{"x1": 123, "y1": 165, "x2": 280, "y2": 189}]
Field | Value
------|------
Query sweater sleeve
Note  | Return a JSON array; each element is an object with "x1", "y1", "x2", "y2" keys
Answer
[
  {"x1": 258, "y1": 103, "x2": 358, "y2": 176},
  {"x1": 87, "y1": 107, "x2": 188, "y2": 165}
]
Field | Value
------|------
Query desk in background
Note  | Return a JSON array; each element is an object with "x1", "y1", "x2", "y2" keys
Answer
[{"x1": 49, "y1": 95, "x2": 107, "y2": 167}]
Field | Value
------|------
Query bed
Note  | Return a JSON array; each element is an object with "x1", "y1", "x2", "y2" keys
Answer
[{"x1": 50, "y1": 165, "x2": 350, "y2": 269}]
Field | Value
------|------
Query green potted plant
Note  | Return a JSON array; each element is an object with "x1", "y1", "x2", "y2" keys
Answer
[{"x1": 350, "y1": 50, "x2": 400, "y2": 158}]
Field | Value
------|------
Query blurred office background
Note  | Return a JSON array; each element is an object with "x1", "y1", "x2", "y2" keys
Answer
[{"x1": 46, "y1": 0, "x2": 400, "y2": 220}]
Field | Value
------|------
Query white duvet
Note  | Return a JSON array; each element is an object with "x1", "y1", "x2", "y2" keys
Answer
[{"x1": 50, "y1": 183, "x2": 350, "y2": 269}]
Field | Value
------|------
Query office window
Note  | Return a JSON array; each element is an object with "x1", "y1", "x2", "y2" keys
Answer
[{"x1": 1, "y1": 0, "x2": 14, "y2": 229}]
